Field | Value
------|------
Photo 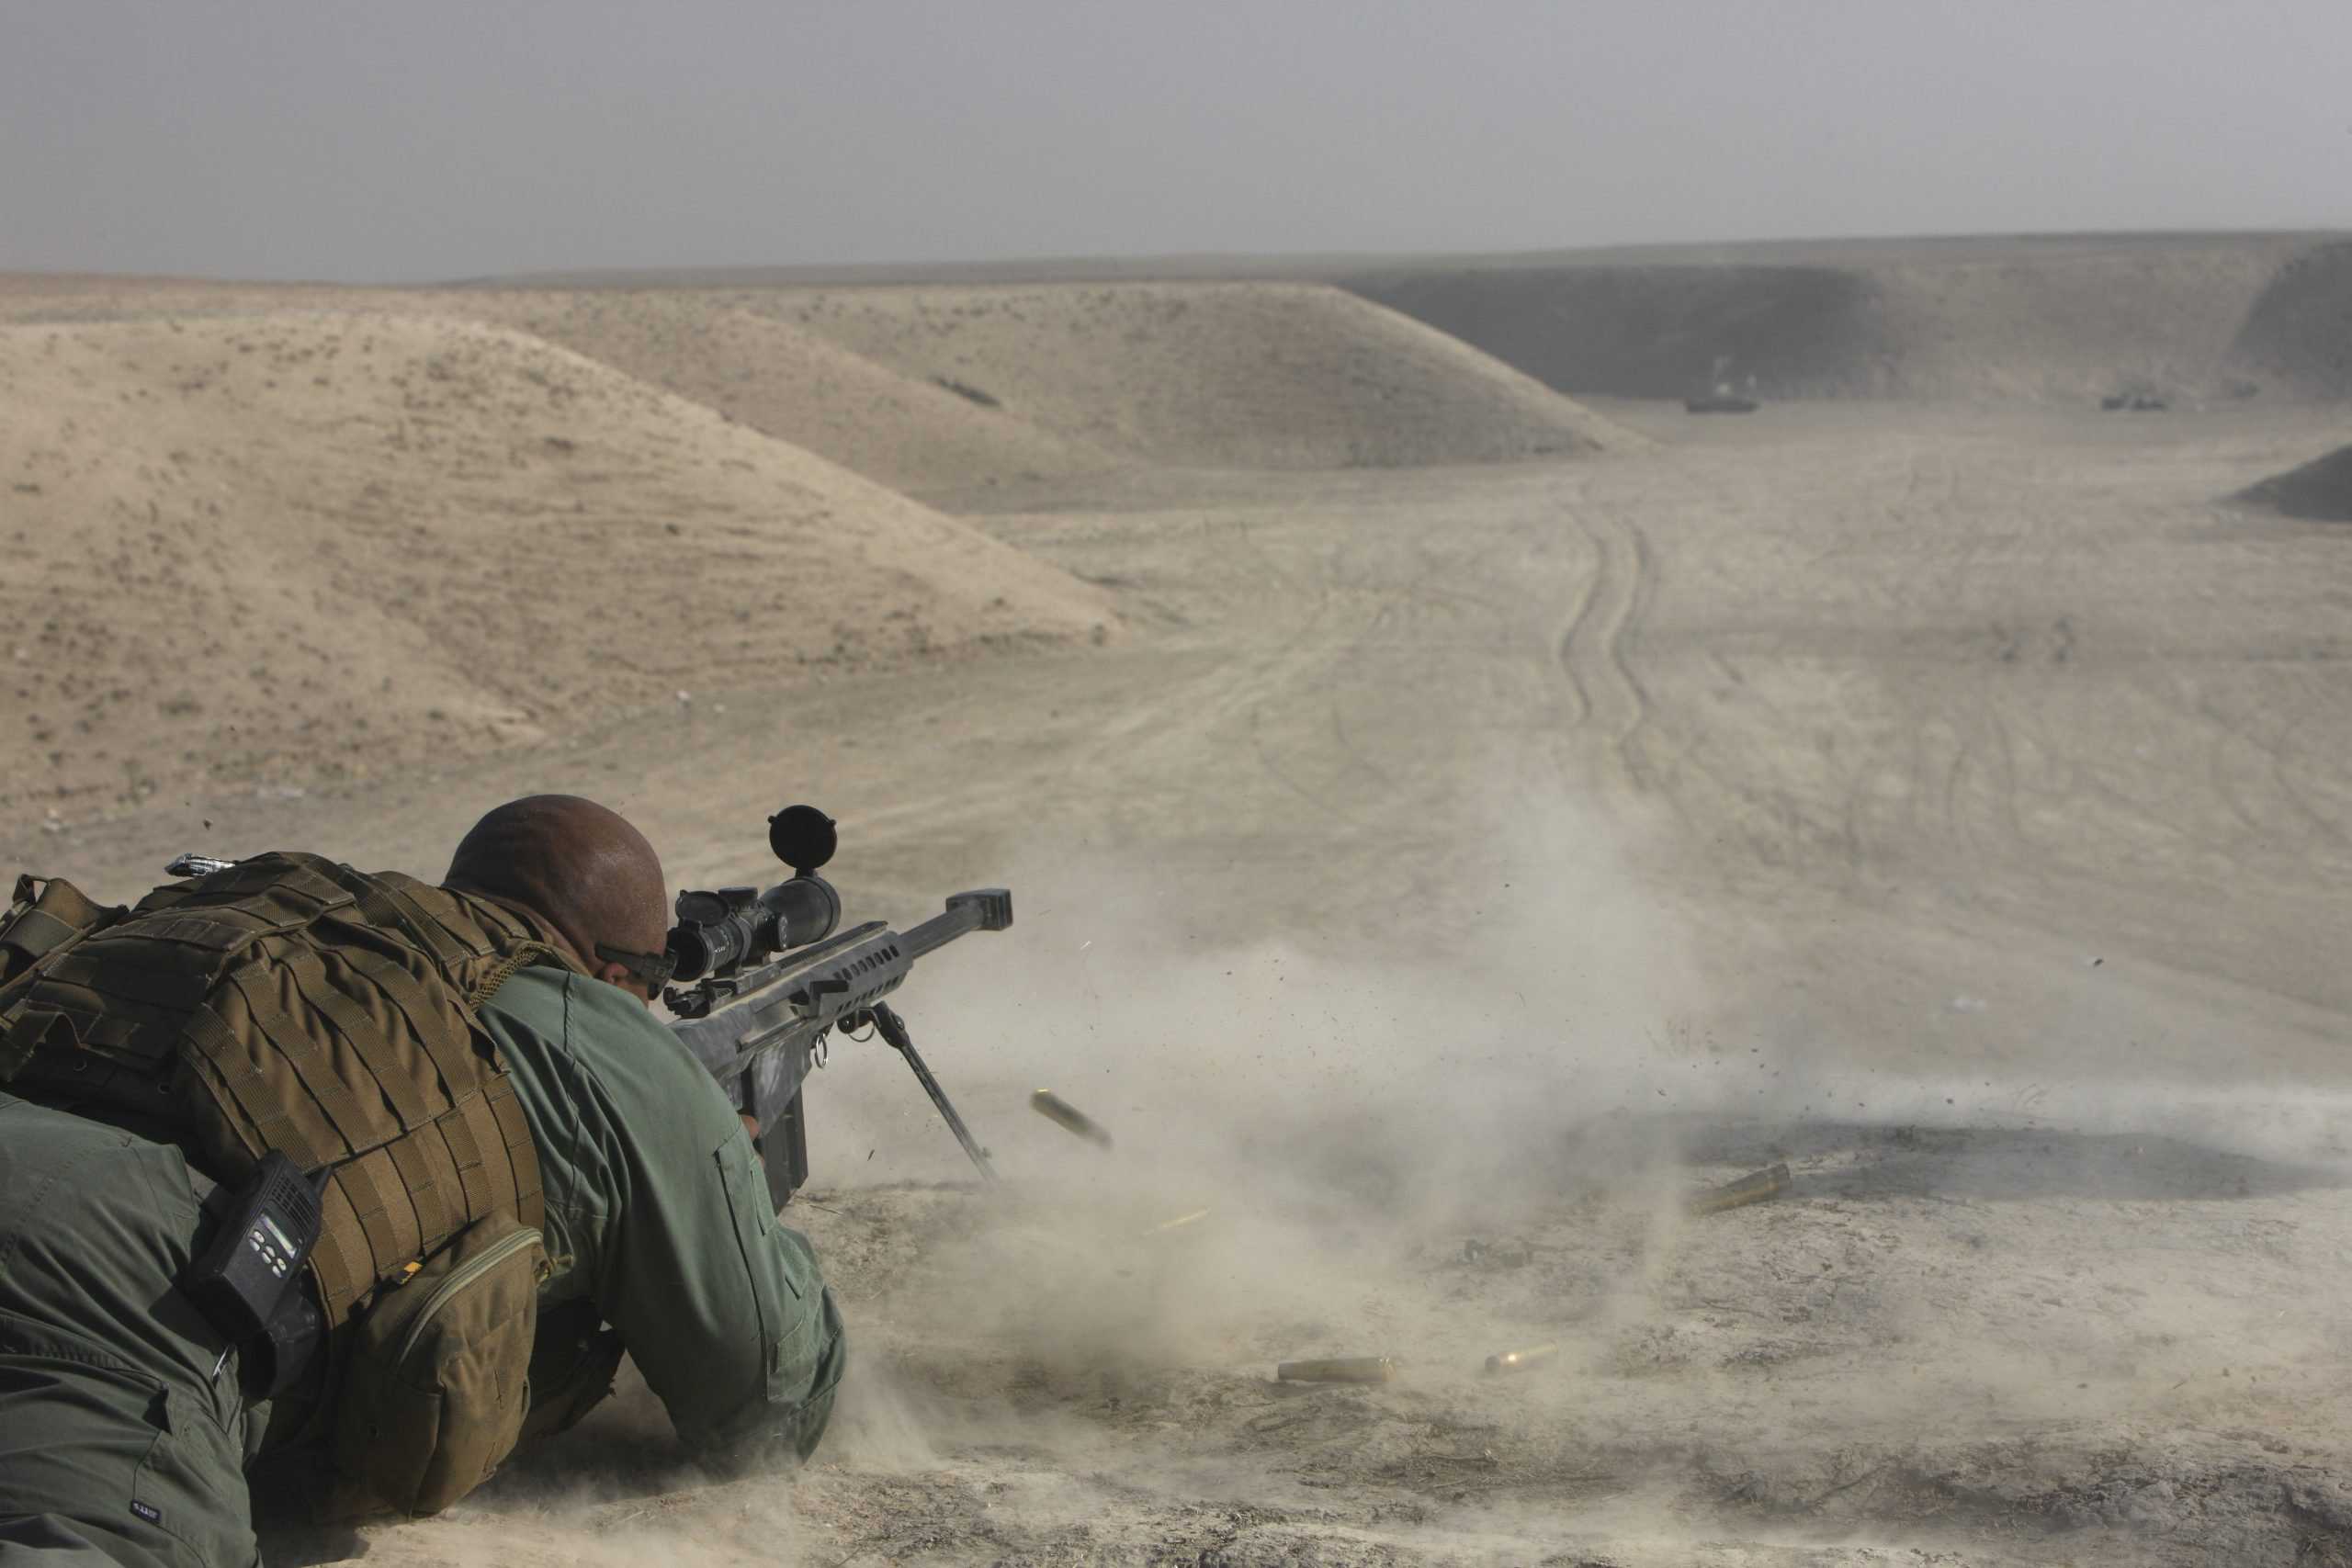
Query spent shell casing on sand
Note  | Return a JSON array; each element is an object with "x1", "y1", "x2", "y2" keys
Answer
[
  {"x1": 1686, "y1": 1162, "x2": 1792, "y2": 1216},
  {"x1": 1276, "y1": 1357, "x2": 1396, "y2": 1384},
  {"x1": 1029, "y1": 1089, "x2": 1114, "y2": 1148},
  {"x1": 1483, "y1": 1342, "x2": 1559, "y2": 1375}
]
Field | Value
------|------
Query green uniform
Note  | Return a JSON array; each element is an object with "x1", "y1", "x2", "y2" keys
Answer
[
  {"x1": 0, "y1": 1096, "x2": 259, "y2": 1568},
  {"x1": 478, "y1": 965, "x2": 844, "y2": 1457},
  {"x1": 0, "y1": 964, "x2": 842, "y2": 1565}
]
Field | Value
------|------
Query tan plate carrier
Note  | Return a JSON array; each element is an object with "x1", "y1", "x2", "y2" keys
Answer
[{"x1": 0, "y1": 852, "x2": 575, "y2": 1509}]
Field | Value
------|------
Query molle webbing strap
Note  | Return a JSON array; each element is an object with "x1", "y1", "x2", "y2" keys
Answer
[
  {"x1": 11, "y1": 988, "x2": 193, "y2": 1111},
  {"x1": 1, "y1": 907, "x2": 82, "y2": 963},
  {"x1": 362, "y1": 882, "x2": 461, "y2": 967},
  {"x1": 435, "y1": 1094, "x2": 499, "y2": 1220},
  {"x1": 38, "y1": 948, "x2": 215, "y2": 1012},
  {"x1": 217, "y1": 968, "x2": 379, "y2": 1160},
  {"x1": 437, "y1": 886, "x2": 584, "y2": 974},
  {"x1": 353, "y1": 949, "x2": 482, "y2": 1101},
  {"x1": 310, "y1": 1203, "x2": 370, "y2": 1325},
  {"x1": 131, "y1": 907, "x2": 322, "y2": 951},
  {"x1": 194, "y1": 855, "x2": 354, "y2": 908},
  {"x1": 413, "y1": 896, "x2": 498, "y2": 965},
  {"x1": 0, "y1": 1005, "x2": 70, "y2": 1082},
  {"x1": 316, "y1": 862, "x2": 479, "y2": 970},
  {"x1": 2, "y1": 875, "x2": 123, "y2": 990},
  {"x1": 280, "y1": 952, "x2": 434, "y2": 1131},
  {"x1": 332, "y1": 1146, "x2": 423, "y2": 1285},
  {"x1": 315, "y1": 1126, "x2": 480, "y2": 1304},
  {"x1": 180, "y1": 1002, "x2": 344, "y2": 1170},
  {"x1": 379, "y1": 874, "x2": 502, "y2": 961},
  {"x1": 130, "y1": 881, "x2": 197, "y2": 915},
  {"x1": 6, "y1": 976, "x2": 182, "y2": 1085},
  {"x1": 75, "y1": 1010, "x2": 153, "y2": 1054},
  {"x1": 484, "y1": 1076, "x2": 544, "y2": 1228},
  {"x1": 385, "y1": 1127, "x2": 463, "y2": 1247},
  {"x1": 141, "y1": 860, "x2": 353, "y2": 952}
]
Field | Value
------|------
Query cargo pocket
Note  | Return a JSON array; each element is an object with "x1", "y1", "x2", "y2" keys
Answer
[
  {"x1": 715, "y1": 1137, "x2": 787, "y2": 1402},
  {"x1": 133, "y1": 1384, "x2": 260, "y2": 1565},
  {"x1": 0, "y1": 1314, "x2": 254, "y2": 1567},
  {"x1": 330, "y1": 1215, "x2": 545, "y2": 1520}
]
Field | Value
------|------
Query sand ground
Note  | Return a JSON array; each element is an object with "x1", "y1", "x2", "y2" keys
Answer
[{"x1": 6, "y1": 252, "x2": 2352, "y2": 1564}]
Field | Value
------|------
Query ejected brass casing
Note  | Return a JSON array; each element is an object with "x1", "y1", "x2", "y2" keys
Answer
[
  {"x1": 1029, "y1": 1089, "x2": 1113, "y2": 1148},
  {"x1": 1145, "y1": 1208, "x2": 1210, "y2": 1235},
  {"x1": 1276, "y1": 1356, "x2": 1396, "y2": 1383},
  {"x1": 1483, "y1": 1342, "x2": 1559, "y2": 1375},
  {"x1": 1687, "y1": 1162, "x2": 1792, "y2": 1216}
]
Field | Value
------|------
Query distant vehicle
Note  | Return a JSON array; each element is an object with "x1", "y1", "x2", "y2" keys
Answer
[
  {"x1": 2099, "y1": 392, "x2": 2168, "y2": 412},
  {"x1": 1689, "y1": 358, "x2": 1762, "y2": 414}
]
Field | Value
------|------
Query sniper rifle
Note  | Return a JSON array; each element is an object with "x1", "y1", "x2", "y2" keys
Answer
[{"x1": 661, "y1": 804, "x2": 1008, "y2": 1208}]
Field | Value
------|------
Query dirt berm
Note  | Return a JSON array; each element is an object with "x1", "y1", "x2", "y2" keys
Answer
[
  {"x1": 0, "y1": 312, "x2": 1111, "y2": 816},
  {"x1": 1348, "y1": 237, "x2": 2313, "y2": 403},
  {"x1": 2229, "y1": 241, "x2": 2352, "y2": 399},
  {"x1": 457, "y1": 291, "x2": 1124, "y2": 497},
  {"x1": 741, "y1": 281, "x2": 1634, "y2": 468},
  {"x1": 1, "y1": 276, "x2": 1638, "y2": 489},
  {"x1": 2236, "y1": 441, "x2": 2352, "y2": 521}
]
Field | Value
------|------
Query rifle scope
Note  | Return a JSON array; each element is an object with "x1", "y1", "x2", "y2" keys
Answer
[{"x1": 664, "y1": 804, "x2": 842, "y2": 982}]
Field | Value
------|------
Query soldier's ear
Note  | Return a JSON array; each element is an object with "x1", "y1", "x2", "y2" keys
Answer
[{"x1": 594, "y1": 960, "x2": 654, "y2": 1007}]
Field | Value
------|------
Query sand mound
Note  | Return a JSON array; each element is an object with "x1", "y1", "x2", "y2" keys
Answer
[
  {"x1": 1353, "y1": 263, "x2": 1874, "y2": 400},
  {"x1": 1351, "y1": 240, "x2": 2300, "y2": 403},
  {"x1": 0, "y1": 279, "x2": 1631, "y2": 479},
  {"x1": 2230, "y1": 242, "x2": 2352, "y2": 398},
  {"x1": 746, "y1": 282, "x2": 1632, "y2": 468},
  {"x1": 0, "y1": 313, "x2": 1111, "y2": 814},
  {"x1": 460, "y1": 292, "x2": 1121, "y2": 495},
  {"x1": 2235, "y1": 442, "x2": 2352, "y2": 521},
  {"x1": 1865, "y1": 245, "x2": 2287, "y2": 401},
  {"x1": 0, "y1": 283, "x2": 1123, "y2": 492}
]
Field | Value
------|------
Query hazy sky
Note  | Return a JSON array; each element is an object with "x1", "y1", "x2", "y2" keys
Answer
[{"x1": 5, "y1": 0, "x2": 2347, "y2": 283}]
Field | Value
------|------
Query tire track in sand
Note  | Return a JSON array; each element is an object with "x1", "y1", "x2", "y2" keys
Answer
[{"x1": 1555, "y1": 487, "x2": 1655, "y2": 788}]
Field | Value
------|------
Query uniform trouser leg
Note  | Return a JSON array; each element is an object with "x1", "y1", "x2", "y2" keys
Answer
[{"x1": 0, "y1": 1095, "x2": 257, "y2": 1568}]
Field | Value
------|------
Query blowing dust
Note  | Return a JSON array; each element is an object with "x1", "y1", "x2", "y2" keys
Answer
[
  {"x1": 814, "y1": 799, "x2": 1707, "y2": 1326},
  {"x1": 329, "y1": 804, "x2": 2352, "y2": 1566}
]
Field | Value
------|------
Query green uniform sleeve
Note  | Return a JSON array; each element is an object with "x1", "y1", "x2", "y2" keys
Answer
[{"x1": 480, "y1": 967, "x2": 845, "y2": 1459}]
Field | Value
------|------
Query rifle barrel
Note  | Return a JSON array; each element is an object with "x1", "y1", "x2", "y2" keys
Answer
[{"x1": 901, "y1": 889, "x2": 1012, "y2": 960}]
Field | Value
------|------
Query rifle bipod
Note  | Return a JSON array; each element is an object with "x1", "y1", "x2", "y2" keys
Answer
[{"x1": 865, "y1": 1001, "x2": 998, "y2": 1186}]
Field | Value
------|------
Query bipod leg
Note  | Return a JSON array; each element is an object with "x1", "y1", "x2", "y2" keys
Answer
[{"x1": 868, "y1": 1002, "x2": 998, "y2": 1186}]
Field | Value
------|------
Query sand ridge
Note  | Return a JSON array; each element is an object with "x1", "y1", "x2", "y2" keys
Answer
[
  {"x1": 0, "y1": 275, "x2": 1640, "y2": 491},
  {"x1": 1349, "y1": 238, "x2": 2313, "y2": 404},
  {"x1": 746, "y1": 280, "x2": 1638, "y2": 468},
  {"x1": 2237, "y1": 440, "x2": 2352, "y2": 521},
  {"x1": 441, "y1": 231, "x2": 2351, "y2": 412},
  {"x1": 0, "y1": 311, "x2": 1111, "y2": 814},
  {"x1": 457, "y1": 292, "x2": 1124, "y2": 497},
  {"x1": 2231, "y1": 241, "x2": 2352, "y2": 398}
]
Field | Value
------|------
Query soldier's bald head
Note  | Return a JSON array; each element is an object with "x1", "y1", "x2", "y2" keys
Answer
[{"x1": 444, "y1": 795, "x2": 669, "y2": 969}]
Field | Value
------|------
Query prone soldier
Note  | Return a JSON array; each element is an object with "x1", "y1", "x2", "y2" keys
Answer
[{"x1": 0, "y1": 795, "x2": 845, "y2": 1565}]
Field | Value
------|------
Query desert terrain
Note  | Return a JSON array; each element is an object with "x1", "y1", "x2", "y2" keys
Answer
[{"x1": 6, "y1": 232, "x2": 2352, "y2": 1564}]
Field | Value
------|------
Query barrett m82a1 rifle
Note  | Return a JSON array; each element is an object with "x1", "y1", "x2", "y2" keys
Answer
[{"x1": 662, "y1": 804, "x2": 1008, "y2": 1209}]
